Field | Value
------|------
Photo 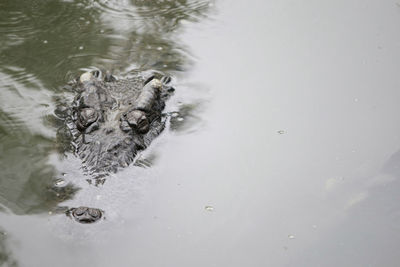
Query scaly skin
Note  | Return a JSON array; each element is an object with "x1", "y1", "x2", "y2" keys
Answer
[{"x1": 61, "y1": 70, "x2": 174, "y2": 223}]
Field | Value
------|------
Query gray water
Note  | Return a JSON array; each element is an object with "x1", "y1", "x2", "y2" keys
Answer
[{"x1": 1, "y1": 0, "x2": 400, "y2": 266}]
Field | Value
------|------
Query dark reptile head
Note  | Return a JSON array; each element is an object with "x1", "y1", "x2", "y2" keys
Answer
[{"x1": 68, "y1": 70, "x2": 173, "y2": 180}]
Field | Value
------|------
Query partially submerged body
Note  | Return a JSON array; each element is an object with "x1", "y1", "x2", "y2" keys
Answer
[{"x1": 59, "y1": 70, "x2": 174, "y2": 223}]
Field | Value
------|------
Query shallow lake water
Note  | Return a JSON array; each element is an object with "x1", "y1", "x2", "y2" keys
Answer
[{"x1": 1, "y1": 0, "x2": 400, "y2": 266}]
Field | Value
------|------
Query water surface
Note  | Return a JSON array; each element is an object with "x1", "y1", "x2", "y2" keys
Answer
[{"x1": 1, "y1": 0, "x2": 400, "y2": 266}]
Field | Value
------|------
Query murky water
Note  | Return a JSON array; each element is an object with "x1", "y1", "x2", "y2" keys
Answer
[{"x1": 1, "y1": 0, "x2": 400, "y2": 266}]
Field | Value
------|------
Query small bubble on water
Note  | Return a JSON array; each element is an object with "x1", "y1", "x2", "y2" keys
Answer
[
  {"x1": 43, "y1": 40, "x2": 48, "y2": 44},
  {"x1": 171, "y1": 112, "x2": 180, "y2": 118},
  {"x1": 205, "y1": 205, "x2": 214, "y2": 212},
  {"x1": 277, "y1": 130, "x2": 285, "y2": 134},
  {"x1": 48, "y1": 211, "x2": 53, "y2": 215},
  {"x1": 100, "y1": 29, "x2": 104, "y2": 33},
  {"x1": 54, "y1": 179, "x2": 65, "y2": 186},
  {"x1": 157, "y1": 46, "x2": 163, "y2": 51},
  {"x1": 79, "y1": 46, "x2": 84, "y2": 50},
  {"x1": 163, "y1": 64, "x2": 168, "y2": 68},
  {"x1": 288, "y1": 234, "x2": 295, "y2": 239},
  {"x1": 177, "y1": 117, "x2": 184, "y2": 122}
]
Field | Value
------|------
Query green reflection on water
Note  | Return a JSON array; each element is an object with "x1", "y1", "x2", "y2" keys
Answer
[
  {"x1": 0, "y1": 0, "x2": 213, "y2": 88},
  {"x1": 0, "y1": 111, "x2": 78, "y2": 215},
  {"x1": 0, "y1": 0, "x2": 213, "y2": 216}
]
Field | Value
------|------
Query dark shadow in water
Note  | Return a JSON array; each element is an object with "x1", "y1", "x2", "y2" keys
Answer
[
  {"x1": 0, "y1": 111, "x2": 78, "y2": 215},
  {"x1": 0, "y1": 228, "x2": 18, "y2": 267}
]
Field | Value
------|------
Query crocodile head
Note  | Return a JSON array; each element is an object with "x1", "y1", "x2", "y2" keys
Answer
[{"x1": 67, "y1": 70, "x2": 173, "y2": 182}]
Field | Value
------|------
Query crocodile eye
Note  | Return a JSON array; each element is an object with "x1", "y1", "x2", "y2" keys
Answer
[
  {"x1": 79, "y1": 108, "x2": 98, "y2": 128},
  {"x1": 125, "y1": 110, "x2": 149, "y2": 134}
]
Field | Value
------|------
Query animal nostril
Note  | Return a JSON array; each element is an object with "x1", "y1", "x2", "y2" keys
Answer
[
  {"x1": 74, "y1": 207, "x2": 87, "y2": 216},
  {"x1": 88, "y1": 208, "x2": 101, "y2": 218}
]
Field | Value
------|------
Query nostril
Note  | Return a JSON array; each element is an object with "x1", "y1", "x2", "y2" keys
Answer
[
  {"x1": 125, "y1": 110, "x2": 149, "y2": 134},
  {"x1": 69, "y1": 207, "x2": 103, "y2": 224},
  {"x1": 88, "y1": 208, "x2": 101, "y2": 219},
  {"x1": 74, "y1": 207, "x2": 87, "y2": 216}
]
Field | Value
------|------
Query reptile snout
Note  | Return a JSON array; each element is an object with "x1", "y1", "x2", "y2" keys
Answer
[{"x1": 70, "y1": 206, "x2": 103, "y2": 224}]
